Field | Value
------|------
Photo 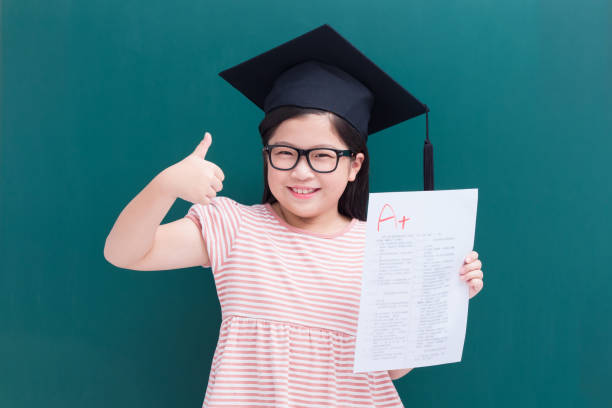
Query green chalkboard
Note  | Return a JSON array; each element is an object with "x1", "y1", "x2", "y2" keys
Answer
[{"x1": 1, "y1": 1, "x2": 610, "y2": 407}]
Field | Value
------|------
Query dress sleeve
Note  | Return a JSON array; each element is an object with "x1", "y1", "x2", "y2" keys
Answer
[{"x1": 184, "y1": 196, "x2": 243, "y2": 271}]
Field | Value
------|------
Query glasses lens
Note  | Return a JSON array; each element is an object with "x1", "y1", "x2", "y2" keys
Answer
[
  {"x1": 270, "y1": 146, "x2": 298, "y2": 170},
  {"x1": 308, "y1": 149, "x2": 337, "y2": 172}
]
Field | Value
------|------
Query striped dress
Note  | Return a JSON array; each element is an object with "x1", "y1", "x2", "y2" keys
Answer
[{"x1": 185, "y1": 196, "x2": 405, "y2": 408}]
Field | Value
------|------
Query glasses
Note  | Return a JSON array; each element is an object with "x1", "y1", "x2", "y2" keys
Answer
[{"x1": 263, "y1": 144, "x2": 355, "y2": 173}]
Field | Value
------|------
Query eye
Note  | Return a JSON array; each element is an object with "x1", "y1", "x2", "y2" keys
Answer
[
  {"x1": 271, "y1": 147, "x2": 295, "y2": 156},
  {"x1": 314, "y1": 152, "x2": 334, "y2": 158}
]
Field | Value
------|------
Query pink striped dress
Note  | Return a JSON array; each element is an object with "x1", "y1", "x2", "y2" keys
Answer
[{"x1": 185, "y1": 196, "x2": 405, "y2": 407}]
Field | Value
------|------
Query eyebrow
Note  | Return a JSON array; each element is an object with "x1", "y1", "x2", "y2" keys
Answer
[{"x1": 273, "y1": 140, "x2": 341, "y2": 149}]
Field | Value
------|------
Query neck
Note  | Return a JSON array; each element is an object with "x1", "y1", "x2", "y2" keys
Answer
[{"x1": 274, "y1": 202, "x2": 351, "y2": 234}]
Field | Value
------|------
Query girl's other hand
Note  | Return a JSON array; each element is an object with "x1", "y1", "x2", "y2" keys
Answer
[
  {"x1": 459, "y1": 251, "x2": 484, "y2": 299},
  {"x1": 160, "y1": 132, "x2": 225, "y2": 205}
]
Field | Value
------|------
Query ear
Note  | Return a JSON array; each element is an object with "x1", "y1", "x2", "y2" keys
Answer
[{"x1": 348, "y1": 153, "x2": 365, "y2": 182}]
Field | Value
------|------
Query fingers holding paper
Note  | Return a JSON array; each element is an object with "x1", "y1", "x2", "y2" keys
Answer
[{"x1": 460, "y1": 251, "x2": 484, "y2": 299}]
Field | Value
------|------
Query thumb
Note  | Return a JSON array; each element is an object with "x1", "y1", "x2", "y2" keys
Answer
[{"x1": 193, "y1": 132, "x2": 212, "y2": 159}]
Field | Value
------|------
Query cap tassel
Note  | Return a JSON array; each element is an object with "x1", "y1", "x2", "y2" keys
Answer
[{"x1": 423, "y1": 111, "x2": 434, "y2": 190}]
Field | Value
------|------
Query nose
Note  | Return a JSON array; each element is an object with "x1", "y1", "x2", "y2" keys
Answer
[{"x1": 291, "y1": 154, "x2": 315, "y2": 178}]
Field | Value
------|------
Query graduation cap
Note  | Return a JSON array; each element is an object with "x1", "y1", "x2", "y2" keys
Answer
[{"x1": 218, "y1": 23, "x2": 434, "y2": 190}]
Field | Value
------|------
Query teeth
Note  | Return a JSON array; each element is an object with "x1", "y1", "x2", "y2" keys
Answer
[{"x1": 291, "y1": 187, "x2": 316, "y2": 194}]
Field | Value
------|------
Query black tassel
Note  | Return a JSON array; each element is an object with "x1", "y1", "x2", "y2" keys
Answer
[{"x1": 423, "y1": 111, "x2": 434, "y2": 190}]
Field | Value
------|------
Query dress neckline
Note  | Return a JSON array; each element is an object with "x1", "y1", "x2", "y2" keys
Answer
[{"x1": 264, "y1": 202, "x2": 357, "y2": 239}]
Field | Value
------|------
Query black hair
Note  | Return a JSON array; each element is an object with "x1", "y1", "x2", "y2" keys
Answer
[{"x1": 258, "y1": 106, "x2": 370, "y2": 221}]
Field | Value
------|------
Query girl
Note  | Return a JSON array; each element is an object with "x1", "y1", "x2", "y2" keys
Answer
[{"x1": 104, "y1": 24, "x2": 485, "y2": 408}]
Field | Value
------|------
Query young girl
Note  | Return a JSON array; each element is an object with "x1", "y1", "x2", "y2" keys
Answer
[{"x1": 104, "y1": 24, "x2": 484, "y2": 408}]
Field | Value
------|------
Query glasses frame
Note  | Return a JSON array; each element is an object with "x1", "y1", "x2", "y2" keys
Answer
[{"x1": 263, "y1": 144, "x2": 356, "y2": 173}]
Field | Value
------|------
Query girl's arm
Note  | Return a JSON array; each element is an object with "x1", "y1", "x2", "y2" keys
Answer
[
  {"x1": 104, "y1": 132, "x2": 223, "y2": 270},
  {"x1": 388, "y1": 368, "x2": 413, "y2": 381}
]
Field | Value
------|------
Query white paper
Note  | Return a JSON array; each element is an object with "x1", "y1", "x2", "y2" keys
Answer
[{"x1": 353, "y1": 188, "x2": 478, "y2": 373}]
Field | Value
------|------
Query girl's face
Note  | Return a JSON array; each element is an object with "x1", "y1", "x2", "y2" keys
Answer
[{"x1": 266, "y1": 113, "x2": 365, "y2": 227}]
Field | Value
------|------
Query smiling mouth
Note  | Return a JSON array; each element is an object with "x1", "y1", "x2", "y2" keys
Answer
[
  {"x1": 287, "y1": 187, "x2": 320, "y2": 198},
  {"x1": 289, "y1": 187, "x2": 320, "y2": 194}
]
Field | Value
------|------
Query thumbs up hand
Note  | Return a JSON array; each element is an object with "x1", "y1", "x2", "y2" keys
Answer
[{"x1": 161, "y1": 132, "x2": 225, "y2": 205}]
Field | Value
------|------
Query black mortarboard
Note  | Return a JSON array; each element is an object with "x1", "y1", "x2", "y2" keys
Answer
[{"x1": 218, "y1": 23, "x2": 434, "y2": 190}]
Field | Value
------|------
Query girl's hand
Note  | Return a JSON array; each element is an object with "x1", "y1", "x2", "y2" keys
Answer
[
  {"x1": 160, "y1": 132, "x2": 225, "y2": 205},
  {"x1": 459, "y1": 251, "x2": 484, "y2": 299}
]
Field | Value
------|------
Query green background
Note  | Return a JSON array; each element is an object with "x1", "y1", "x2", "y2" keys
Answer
[{"x1": 2, "y1": 1, "x2": 610, "y2": 407}]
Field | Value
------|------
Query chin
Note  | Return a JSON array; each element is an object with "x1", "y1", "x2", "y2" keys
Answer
[{"x1": 276, "y1": 195, "x2": 320, "y2": 216}]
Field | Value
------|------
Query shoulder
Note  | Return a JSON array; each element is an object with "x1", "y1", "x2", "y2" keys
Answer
[
  {"x1": 189, "y1": 196, "x2": 247, "y2": 212},
  {"x1": 353, "y1": 219, "x2": 367, "y2": 231},
  {"x1": 190, "y1": 196, "x2": 269, "y2": 221}
]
